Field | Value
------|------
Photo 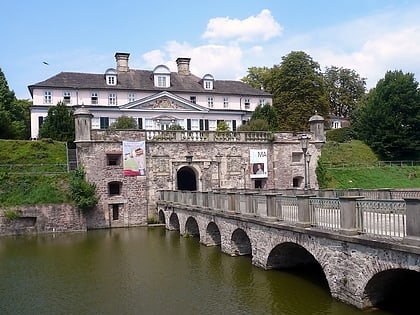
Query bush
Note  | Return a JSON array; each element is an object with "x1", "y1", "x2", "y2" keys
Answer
[
  {"x1": 326, "y1": 127, "x2": 355, "y2": 143},
  {"x1": 70, "y1": 168, "x2": 99, "y2": 212}
]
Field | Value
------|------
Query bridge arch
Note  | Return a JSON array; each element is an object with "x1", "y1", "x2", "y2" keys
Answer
[
  {"x1": 177, "y1": 166, "x2": 197, "y2": 191},
  {"x1": 231, "y1": 228, "x2": 252, "y2": 256},
  {"x1": 185, "y1": 217, "x2": 200, "y2": 237},
  {"x1": 205, "y1": 222, "x2": 221, "y2": 246},
  {"x1": 363, "y1": 268, "x2": 420, "y2": 312},
  {"x1": 168, "y1": 212, "x2": 180, "y2": 231},
  {"x1": 158, "y1": 209, "x2": 165, "y2": 224}
]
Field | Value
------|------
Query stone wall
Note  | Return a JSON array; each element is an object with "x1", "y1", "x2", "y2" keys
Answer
[{"x1": 0, "y1": 204, "x2": 86, "y2": 236}]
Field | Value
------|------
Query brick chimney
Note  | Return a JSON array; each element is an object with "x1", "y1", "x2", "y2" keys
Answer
[
  {"x1": 176, "y1": 57, "x2": 191, "y2": 75},
  {"x1": 115, "y1": 52, "x2": 130, "y2": 72}
]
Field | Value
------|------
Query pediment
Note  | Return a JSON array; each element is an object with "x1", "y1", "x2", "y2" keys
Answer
[{"x1": 119, "y1": 91, "x2": 208, "y2": 112}]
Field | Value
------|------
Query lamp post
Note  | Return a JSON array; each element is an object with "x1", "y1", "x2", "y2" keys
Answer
[
  {"x1": 299, "y1": 134, "x2": 310, "y2": 191},
  {"x1": 306, "y1": 153, "x2": 311, "y2": 189},
  {"x1": 241, "y1": 161, "x2": 247, "y2": 190}
]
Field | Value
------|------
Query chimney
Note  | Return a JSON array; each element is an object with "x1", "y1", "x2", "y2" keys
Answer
[
  {"x1": 176, "y1": 57, "x2": 191, "y2": 75},
  {"x1": 115, "y1": 52, "x2": 130, "y2": 72}
]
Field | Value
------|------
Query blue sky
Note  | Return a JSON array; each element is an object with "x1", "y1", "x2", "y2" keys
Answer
[{"x1": 1, "y1": 0, "x2": 420, "y2": 99}]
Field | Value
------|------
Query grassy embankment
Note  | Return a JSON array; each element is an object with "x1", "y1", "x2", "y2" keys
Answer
[
  {"x1": 317, "y1": 140, "x2": 420, "y2": 189},
  {"x1": 0, "y1": 139, "x2": 419, "y2": 207},
  {"x1": 0, "y1": 140, "x2": 70, "y2": 206}
]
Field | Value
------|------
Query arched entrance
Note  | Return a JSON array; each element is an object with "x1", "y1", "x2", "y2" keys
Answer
[{"x1": 177, "y1": 166, "x2": 197, "y2": 191}]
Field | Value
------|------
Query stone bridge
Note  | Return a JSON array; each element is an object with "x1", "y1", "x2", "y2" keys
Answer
[{"x1": 157, "y1": 191, "x2": 420, "y2": 311}]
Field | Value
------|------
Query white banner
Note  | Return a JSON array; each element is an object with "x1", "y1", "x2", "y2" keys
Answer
[
  {"x1": 249, "y1": 149, "x2": 268, "y2": 179},
  {"x1": 123, "y1": 141, "x2": 146, "y2": 177}
]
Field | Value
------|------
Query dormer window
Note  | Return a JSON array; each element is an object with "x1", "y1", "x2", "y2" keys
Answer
[
  {"x1": 203, "y1": 74, "x2": 214, "y2": 90},
  {"x1": 105, "y1": 68, "x2": 117, "y2": 86},
  {"x1": 153, "y1": 65, "x2": 171, "y2": 88}
]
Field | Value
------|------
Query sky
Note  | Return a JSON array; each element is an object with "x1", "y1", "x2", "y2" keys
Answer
[{"x1": 1, "y1": 0, "x2": 420, "y2": 100}]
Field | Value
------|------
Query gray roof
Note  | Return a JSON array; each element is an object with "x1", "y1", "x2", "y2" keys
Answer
[{"x1": 28, "y1": 69, "x2": 272, "y2": 98}]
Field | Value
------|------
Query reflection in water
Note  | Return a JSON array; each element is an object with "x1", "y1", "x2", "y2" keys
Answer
[{"x1": 0, "y1": 228, "x2": 396, "y2": 315}]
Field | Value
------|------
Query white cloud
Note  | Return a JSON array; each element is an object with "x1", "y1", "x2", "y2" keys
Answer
[{"x1": 202, "y1": 9, "x2": 283, "y2": 43}]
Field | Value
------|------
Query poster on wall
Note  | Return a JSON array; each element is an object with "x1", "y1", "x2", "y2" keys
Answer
[
  {"x1": 123, "y1": 141, "x2": 146, "y2": 177},
  {"x1": 249, "y1": 149, "x2": 268, "y2": 179}
]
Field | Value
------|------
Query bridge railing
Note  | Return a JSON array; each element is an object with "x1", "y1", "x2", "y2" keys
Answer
[{"x1": 158, "y1": 190, "x2": 420, "y2": 246}]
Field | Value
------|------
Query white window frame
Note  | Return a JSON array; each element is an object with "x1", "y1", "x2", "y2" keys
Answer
[
  {"x1": 145, "y1": 119, "x2": 154, "y2": 129},
  {"x1": 157, "y1": 76, "x2": 167, "y2": 88},
  {"x1": 208, "y1": 120, "x2": 217, "y2": 131},
  {"x1": 190, "y1": 119, "x2": 200, "y2": 130},
  {"x1": 204, "y1": 80, "x2": 213, "y2": 90},
  {"x1": 44, "y1": 91, "x2": 52, "y2": 104},
  {"x1": 108, "y1": 93, "x2": 117, "y2": 105},
  {"x1": 128, "y1": 93, "x2": 135, "y2": 103},
  {"x1": 107, "y1": 75, "x2": 116, "y2": 85},
  {"x1": 63, "y1": 91, "x2": 71, "y2": 104},
  {"x1": 244, "y1": 98, "x2": 251, "y2": 109},
  {"x1": 207, "y1": 96, "x2": 214, "y2": 108},
  {"x1": 91, "y1": 92, "x2": 98, "y2": 105},
  {"x1": 223, "y1": 97, "x2": 229, "y2": 108},
  {"x1": 259, "y1": 98, "x2": 265, "y2": 106}
]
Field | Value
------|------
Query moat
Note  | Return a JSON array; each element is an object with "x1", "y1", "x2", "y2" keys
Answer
[{"x1": 0, "y1": 227, "x2": 399, "y2": 315}]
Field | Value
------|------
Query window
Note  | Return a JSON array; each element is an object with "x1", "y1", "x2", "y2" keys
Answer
[
  {"x1": 190, "y1": 96, "x2": 196, "y2": 104},
  {"x1": 100, "y1": 117, "x2": 109, "y2": 129},
  {"x1": 157, "y1": 76, "x2": 167, "y2": 87},
  {"x1": 108, "y1": 181, "x2": 121, "y2": 195},
  {"x1": 44, "y1": 91, "x2": 52, "y2": 104},
  {"x1": 63, "y1": 91, "x2": 71, "y2": 104},
  {"x1": 191, "y1": 119, "x2": 199, "y2": 130},
  {"x1": 91, "y1": 92, "x2": 98, "y2": 104},
  {"x1": 207, "y1": 97, "x2": 214, "y2": 108},
  {"x1": 292, "y1": 152, "x2": 302, "y2": 163},
  {"x1": 259, "y1": 98, "x2": 265, "y2": 106},
  {"x1": 223, "y1": 97, "x2": 229, "y2": 108},
  {"x1": 128, "y1": 93, "x2": 135, "y2": 103},
  {"x1": 145, "y1": 119, "x2": 154, "y2": 129},
  {"x1": 107, "y1": 75, "x2": 116, "y2": 85},
  {"x1": 108, "y1": 93, "x2": 117, "y2": 105},
  {"x1": 204, "y1": 80, "x2": 213, "y2": 90},
  {"x1": 244, "y1": 98, "x2": 250, "y2": 109},
  {"x1": 107, "y1": 154, "x2": 121, "y2": 166},
  {"x1": 208, "y1": 120, "x2": 217, "y2": 131}
]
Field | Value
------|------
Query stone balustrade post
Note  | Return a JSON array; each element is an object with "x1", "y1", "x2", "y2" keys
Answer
[
  {"x1": 228, "y1": 192, "x2": 236, "y2": 213},
  {"x1": 266, "y1": 193, "x2": 277, "y2": 218},
  {"x1": 339, "y1": 196, "x2": 362, "y2": 235},
  {"x1": 404, "y1": 198, "x2": 420, "y2": 246},
  {"x1": 296, "y1": 195, "x2": 313, "y2": 227}
]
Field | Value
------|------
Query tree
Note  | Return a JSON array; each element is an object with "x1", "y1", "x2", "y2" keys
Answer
[
  {"x1": 241, "y1": 66, "x2": 272, "y2": 91},
  {"x1": 109, "y1": 115, "x2": 137, "y2": 129},
  {"x1": 352, "y1": 70, "x2": 420, "y2": 160},
  {"x1": 216, "y1": 121, "x2": 230, "y2": 132},
  {"x1": 271, "y1": 51, "x2": 330, "y2": 131},
  {"x1": 39, "y1": 101, "x2": 75, "y2": 141},
  {"x1": 0, "y1": 68, "x2": 30, "y2": 139},
  {"x1": 324, "y1": 66, "x2": 366, "y2": 118},
  {"x1": 238, "y1": 103, "x2": 279, "y2": 131}
]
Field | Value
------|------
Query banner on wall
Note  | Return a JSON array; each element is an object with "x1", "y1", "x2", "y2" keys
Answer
[
  {"x1": 123, "y1": 141, "x2": 146, "y2": 177},
  {"x1": 249, "y1": 149, "x2": 268, "y2": 179}
]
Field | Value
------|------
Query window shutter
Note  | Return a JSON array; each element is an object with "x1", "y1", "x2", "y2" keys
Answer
[
  {"x1": 199, "y1": 119, "x2": 204, "y2": 130},
  {"x1": 138, "y1": 118, "x2": 143, "y2": 129},
  {"x1": 187, "y1": 119, "x2": 191, "y2": 130},
  {"x1": 232, "y1": 120, "x2": 236, "y2": 131},
  {"x1": 204, "y1": 120, "x2": 209, "y2": 130}
]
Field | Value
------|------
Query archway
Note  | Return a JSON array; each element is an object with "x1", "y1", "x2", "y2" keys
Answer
[{"x1": 177, "y1": 166, "x2": 197, "y2": 191}]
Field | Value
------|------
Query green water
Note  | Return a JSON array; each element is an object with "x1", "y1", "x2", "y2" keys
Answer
[{"x1": 0, "y1": 227, "x2": 394, "y2": 315}]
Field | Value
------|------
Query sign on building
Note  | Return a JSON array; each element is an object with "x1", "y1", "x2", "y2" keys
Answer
[
  {"x1": 249, "y1": 149, "x2": 268, "y2": 179},
  {"x1": 123, "y1": 141, "x2": 146, "y2": 176}
]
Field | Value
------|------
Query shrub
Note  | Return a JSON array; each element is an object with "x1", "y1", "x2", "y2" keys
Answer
[{"x1": 70, "y1": 168, "x2": 99, "y2": 212}]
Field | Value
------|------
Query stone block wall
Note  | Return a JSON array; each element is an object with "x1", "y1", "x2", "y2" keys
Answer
[{"x1": 0, "y1": 204, "x2": 86, "y2": 236}]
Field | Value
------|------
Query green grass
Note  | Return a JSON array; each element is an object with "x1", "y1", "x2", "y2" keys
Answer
[
  {"x1": 0, "y1": 140, "x2": 70, "y2": 206},
  {"x1": 318, "y1": 140, "x2": 420, "y2": 189}
]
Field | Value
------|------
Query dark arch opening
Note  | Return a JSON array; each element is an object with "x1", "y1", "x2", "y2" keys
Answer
[
  {"x1": 231, "y1": 228, "x2": 252, "y2": 256},
  {"x1": 177, "y1": 166, "x2": 197, "y2": 191},
  {"x1": 206, "y1": 222, "x2": 221, "y2": 246},
  {"x1": 364, "y1": 268, "x2": 420, "y2": 313},
  {"x1": 158, "y1": 210, "x2": 165, "y2": 224},
  {"x1": 169, "y1": 213, "x2": 180, "y2": 231},
  {"x1": 185, "y1": 217, "x2": 200, "y2": 238}
]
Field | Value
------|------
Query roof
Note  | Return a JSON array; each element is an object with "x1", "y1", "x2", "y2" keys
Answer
[{"x1": 28, "y1": 69, "x2": 273, "y2": 98}]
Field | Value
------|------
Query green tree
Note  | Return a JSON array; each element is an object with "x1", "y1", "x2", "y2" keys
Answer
[
  {"x1": 237, "y1": 118, "x2": 271, "y2": 131},
  {"x1": 167, "y1": 124, "x2": 185, "y2": 130},
  {"x1": 0, "y1": 68, "x2": 30, "y2": 139},
  {"x1": 352, "y1": 70, "x2": 420, "y2": 160},
  {"x1": 70, "y1": 167, "x2": 99, "y2": 212},
  {"x1": 241, "y1": 66, "x2": 272, "y2": 91},
  {"x1": 39, "y1": 101, "x2": 75, "y2": 141},
  {"x1": 109, "y1": 115, "x2": 137, "y2": 129},
  {"x1": 271, "y1": 51, "x2": 329, "y2": 131},
  {"x1": 216, "y1": 121, "x2": 230, "y2": 132},
  {"x1": 324, "y1": 66, "x2": 366, "y2": 118}
]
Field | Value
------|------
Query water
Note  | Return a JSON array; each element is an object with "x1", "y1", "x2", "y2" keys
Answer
[{"x1": 0, "y1": 227, "x2": 395, "y2": 315}]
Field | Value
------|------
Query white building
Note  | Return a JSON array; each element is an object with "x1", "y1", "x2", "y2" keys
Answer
[{"x1": 28, "y1": 52, "x2": 273, "y2": 139}]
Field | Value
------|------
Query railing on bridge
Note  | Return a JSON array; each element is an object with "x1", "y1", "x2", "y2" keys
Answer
[{"x1": 158, "y1": 190, "x2": 420, "y2": 246}]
